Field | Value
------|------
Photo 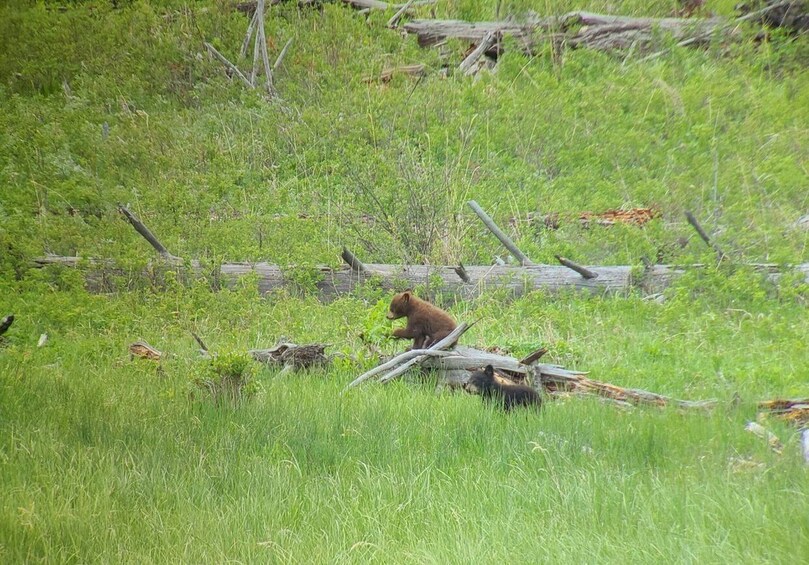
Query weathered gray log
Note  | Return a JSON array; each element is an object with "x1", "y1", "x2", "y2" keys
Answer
[
  {"x1": 204, "y1": 42, "x2": 254, "y2": 88},
  {"x1": 745, "y1": 421, "x2": 784, "y2": 454},
  {"x1": 378, "y1": 322, "x2": 472, "y2": 383},
  {"x1": 539, "y1": 369, "x2": 718, "y2": 409},
  {"x1": 403, "y1": 18, "x2": 548, "y2": 48},
  {"x1": 685, "y1": 211, "x2": 726, "y2": 262},
  {"x1": 347, "y1": 322, "x2": 472, "y2": 388},
  {"x1": 404, "y1": 11, "x2": 735, "y2": 54},
  {"x1": 343, "y1": 0, "x2": 434, "y2": 11},
  {"x1": 454, "y1": 263, "x2": 471, "y2": 283},
  {"x1": 459, "y1": 32, "x2": 497, "y2": 75},
  {"x1": 555, "y1": 255, "x2": 598, "y2": 280},
  {"x1": 341, "y1": 247, "x2": 366, "y2": 272},
  {"x1": 347, "y1": 348, "x2": 454, "y2": 389},
  {"x1": 468, "y1": 200, "x2": 534, "y2": 266},
  {"x1": 30, "y1": 255, "x2": 809, "y2": 298},
  {"x1": 273, "y1": 38, "x2": 293, "y2": 71},
  {"x1": 387, "y1": 0, "x2": 414, "y2": 28},
  {"x1": 736, "y1": 0, "x2": 809, "y2": 31},
  {"x1": 118, "y1": 205, "x2": 180, "y2": 261}
]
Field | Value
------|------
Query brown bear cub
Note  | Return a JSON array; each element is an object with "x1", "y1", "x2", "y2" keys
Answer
[
  {"x1": 387, "y1": 291, "x2": 457, "y2": 350},
  {"x1": 465, "y1": 365, "x2": 542, "y2": 412}
]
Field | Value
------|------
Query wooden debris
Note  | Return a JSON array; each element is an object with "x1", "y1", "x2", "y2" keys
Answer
[
  {"x1": 745, "y1": 421, "x2": 784, "y2": 454},
  {"x1": 555, "y1": 255, "x2": 598, "y2": 280},
  {"x1": 511, "y1": 208, "x2": 661, "y2": 229},
  {"x1": 349, "y1": 334, "x2": 715, "y2": 413},
  {"x1": 30, "y1": 255, "x2": 809, "y2": 298},
  {"x1": 468, "y1": 200, "x2": 534, "y2": 266},
  {"x1": 685, "y1": 211, "x2": 727, "y2": 262},
  {"x1": 342, "y1": 0, "x2": 435, "y2": 11},
  {"x1": 402, "y1": 8, "x2": 771, "y2": 58},
  {"x1": 119, "y1": 205, "x2": 180, "y2": 262},
  {"x1": 538, "y1": 370, "x2": 717, "y2": 409},
  {"x1": 363, "y1": 64, "x2": 426, "y2": 83},
  {"x1": 341, "y1": 246, "x2": 366, "y2": 272},
  {"x1": 250, "y1": 339, "x2": 331, "y2": 371},
  {"x1": 129, "y1": 341, "x2": 163, "y2": 361},
  {"x1": 459, "y1": 32, "x2": 497, "y2": 75},
  {"x1": 757, "y1": 398, "x2": 809, "y2": 427},
  {"x1": 736, "y1": 0, "x2": 809, "y2": 32},
  {"x1": 208, "y1": 0, "x2": 277, "y2": 95},
  {"x1": 387, "y1": 0, "x2": 414, "y2": 28},
  {"x1": 346, "y1": 322, "x2": 472, "y2": 388}
]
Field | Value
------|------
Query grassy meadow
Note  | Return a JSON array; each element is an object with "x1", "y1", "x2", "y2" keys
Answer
[{"x1": 1, "y1": 0, "x2": 808, "y2": 562}]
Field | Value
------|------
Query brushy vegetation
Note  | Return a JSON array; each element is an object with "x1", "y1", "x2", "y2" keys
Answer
[{"x1": 1, "y1": 0, "x2": 808, "y2": 562}]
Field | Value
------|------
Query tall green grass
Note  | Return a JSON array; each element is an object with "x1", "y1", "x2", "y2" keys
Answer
[
  {"x1": 1, "y1": 0, "x2": 808, "y2": 562},
  {"x1": 1, "y1": 277, "x2": 807, "y2": 562}
]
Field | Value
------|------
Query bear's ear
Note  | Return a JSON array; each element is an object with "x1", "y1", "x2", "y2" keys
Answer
[
  {"x1": 484, "y1": 365, "x2": 494, "y2": 377},
  {"x1": 401, "y1": 291, "x2": 411, "y2": 302}
]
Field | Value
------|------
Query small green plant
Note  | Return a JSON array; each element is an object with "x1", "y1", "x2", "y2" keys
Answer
[{"x1": 192, "y1": 351, "x2": 256, "y2": 407}]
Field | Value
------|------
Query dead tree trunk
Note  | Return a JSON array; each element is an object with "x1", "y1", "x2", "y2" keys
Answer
[{"x1": 31, "y1": 255, "x2": 809, "y2": 298}]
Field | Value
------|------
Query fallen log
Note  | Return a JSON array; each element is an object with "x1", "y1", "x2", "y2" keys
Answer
[
  {"x1": 745, "y1": 421, "x2": 784, "y2": 454},
  {"x1": 250, "y1": 340, "x2": 331, "y2": 371},
  {"x1": 757, "y1": 398, "x2": 809, "y2": 427},
  {"x1": 129, "y1": 341, "x2": 163, "y2": 361},
  {"x1": 403, "y1": 9, "x2": 751, "y2": 56},
  {"x1": 350, "y1": 339, "x2": 717, "y2": 411},
  {"x1": 347, "y1": 322, "x2": 472, "y2": 388},
  {"x1": 736, "y1": 0, "x2": 809, "y2": 32},
  {"x1": 342, "y1": 0, "x2": 434, "y2": 11},
  {"x1": 511, "y1": 208, "x2": 661, "y2": 229},
  {"x1": 31, "y1": 255, "x2": 809, "y2": 298},
  {"x1": 539, "y1": 370, "x2": 718, "y2": 409}
]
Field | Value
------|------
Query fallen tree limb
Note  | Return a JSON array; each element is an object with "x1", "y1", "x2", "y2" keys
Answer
[
  {"x1": 745, "y1": 421, "x2": 784, "y2": 454},
  {"x1": 757, "y1": 397, "x2": 809, "y2": 427},
  {"x1": 342, "y1": 0, "x2": 434, "y2": 11},
  {"x1": 347, "y1": 322, "x2": 472, "y2": 388},
  {"x1": 539, "y1": 370, "x2": 718, "y2": 409},
  {"x1": 30, "y1": 255, "x2": 809, "y2": 298},
  {"x1": 129, "y1": 341, "x2": 163, "y2": 361},
  {"x1": 403, "y1": 8, "x2": 766, "y2": 56}
]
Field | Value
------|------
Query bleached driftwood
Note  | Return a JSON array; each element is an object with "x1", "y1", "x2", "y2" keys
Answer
[
  {"x1": 757, "y1": 398, "x2": 809, "y2": 427},
  {"x1": 468, "y1": 200, "x2": 534, "y2": 266},
  {"x1": 745, "y1": 421, "x2": 784, "y2": 454},
  {"x1": 351, "y1": 337, "x2": 716, "y2": 412},
  {"x1": 402, "y1": 7, "x2": 797, "y2": 55},
  {"x1": 346, "y1": 322, "x2": 472, "y2": 388},
  {"x1": 459, "y1": 32, "x2": 497, "y2": 75},
  {"x1": 342, "y1": 0, "x2": 434, "y2": 11},
  {"x1": 539, "y1": 369, "x2": 717, "y2": 409},
  {"x1": 129, "y1": 341, "x2": 163, "y2": 361},
  {"x1": 31, "y1": 254, "x2": 809, "y2": 298}
]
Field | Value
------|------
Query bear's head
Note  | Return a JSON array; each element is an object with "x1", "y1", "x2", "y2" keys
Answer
[
  {"x1": 386, "y1": 291, "x2": 412, "y2": 320},
  {"x1": 464, "y1": 365, "x2": 495, "y2": 393}
]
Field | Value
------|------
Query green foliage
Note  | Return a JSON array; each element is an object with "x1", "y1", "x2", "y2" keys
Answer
[
  {"x1": 1, "y1": 0, "x2": 808, "y2": 561},
  {"x1": 192, "y1": 350, "x2": 257, "y2": 406}
]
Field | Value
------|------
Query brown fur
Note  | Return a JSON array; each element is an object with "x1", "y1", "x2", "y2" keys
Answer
[{"x1": 387, "y1": 291, "x2": 457, "y2": 350}]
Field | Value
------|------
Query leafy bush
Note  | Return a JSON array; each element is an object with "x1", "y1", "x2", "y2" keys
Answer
[{"x1": 192, "y1": 350, "x2": 256, "y2": 406}]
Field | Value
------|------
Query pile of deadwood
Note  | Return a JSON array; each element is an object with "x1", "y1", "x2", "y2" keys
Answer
[{"x1": 121, "y1": 320, "x2": 809, "y2": 464}]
